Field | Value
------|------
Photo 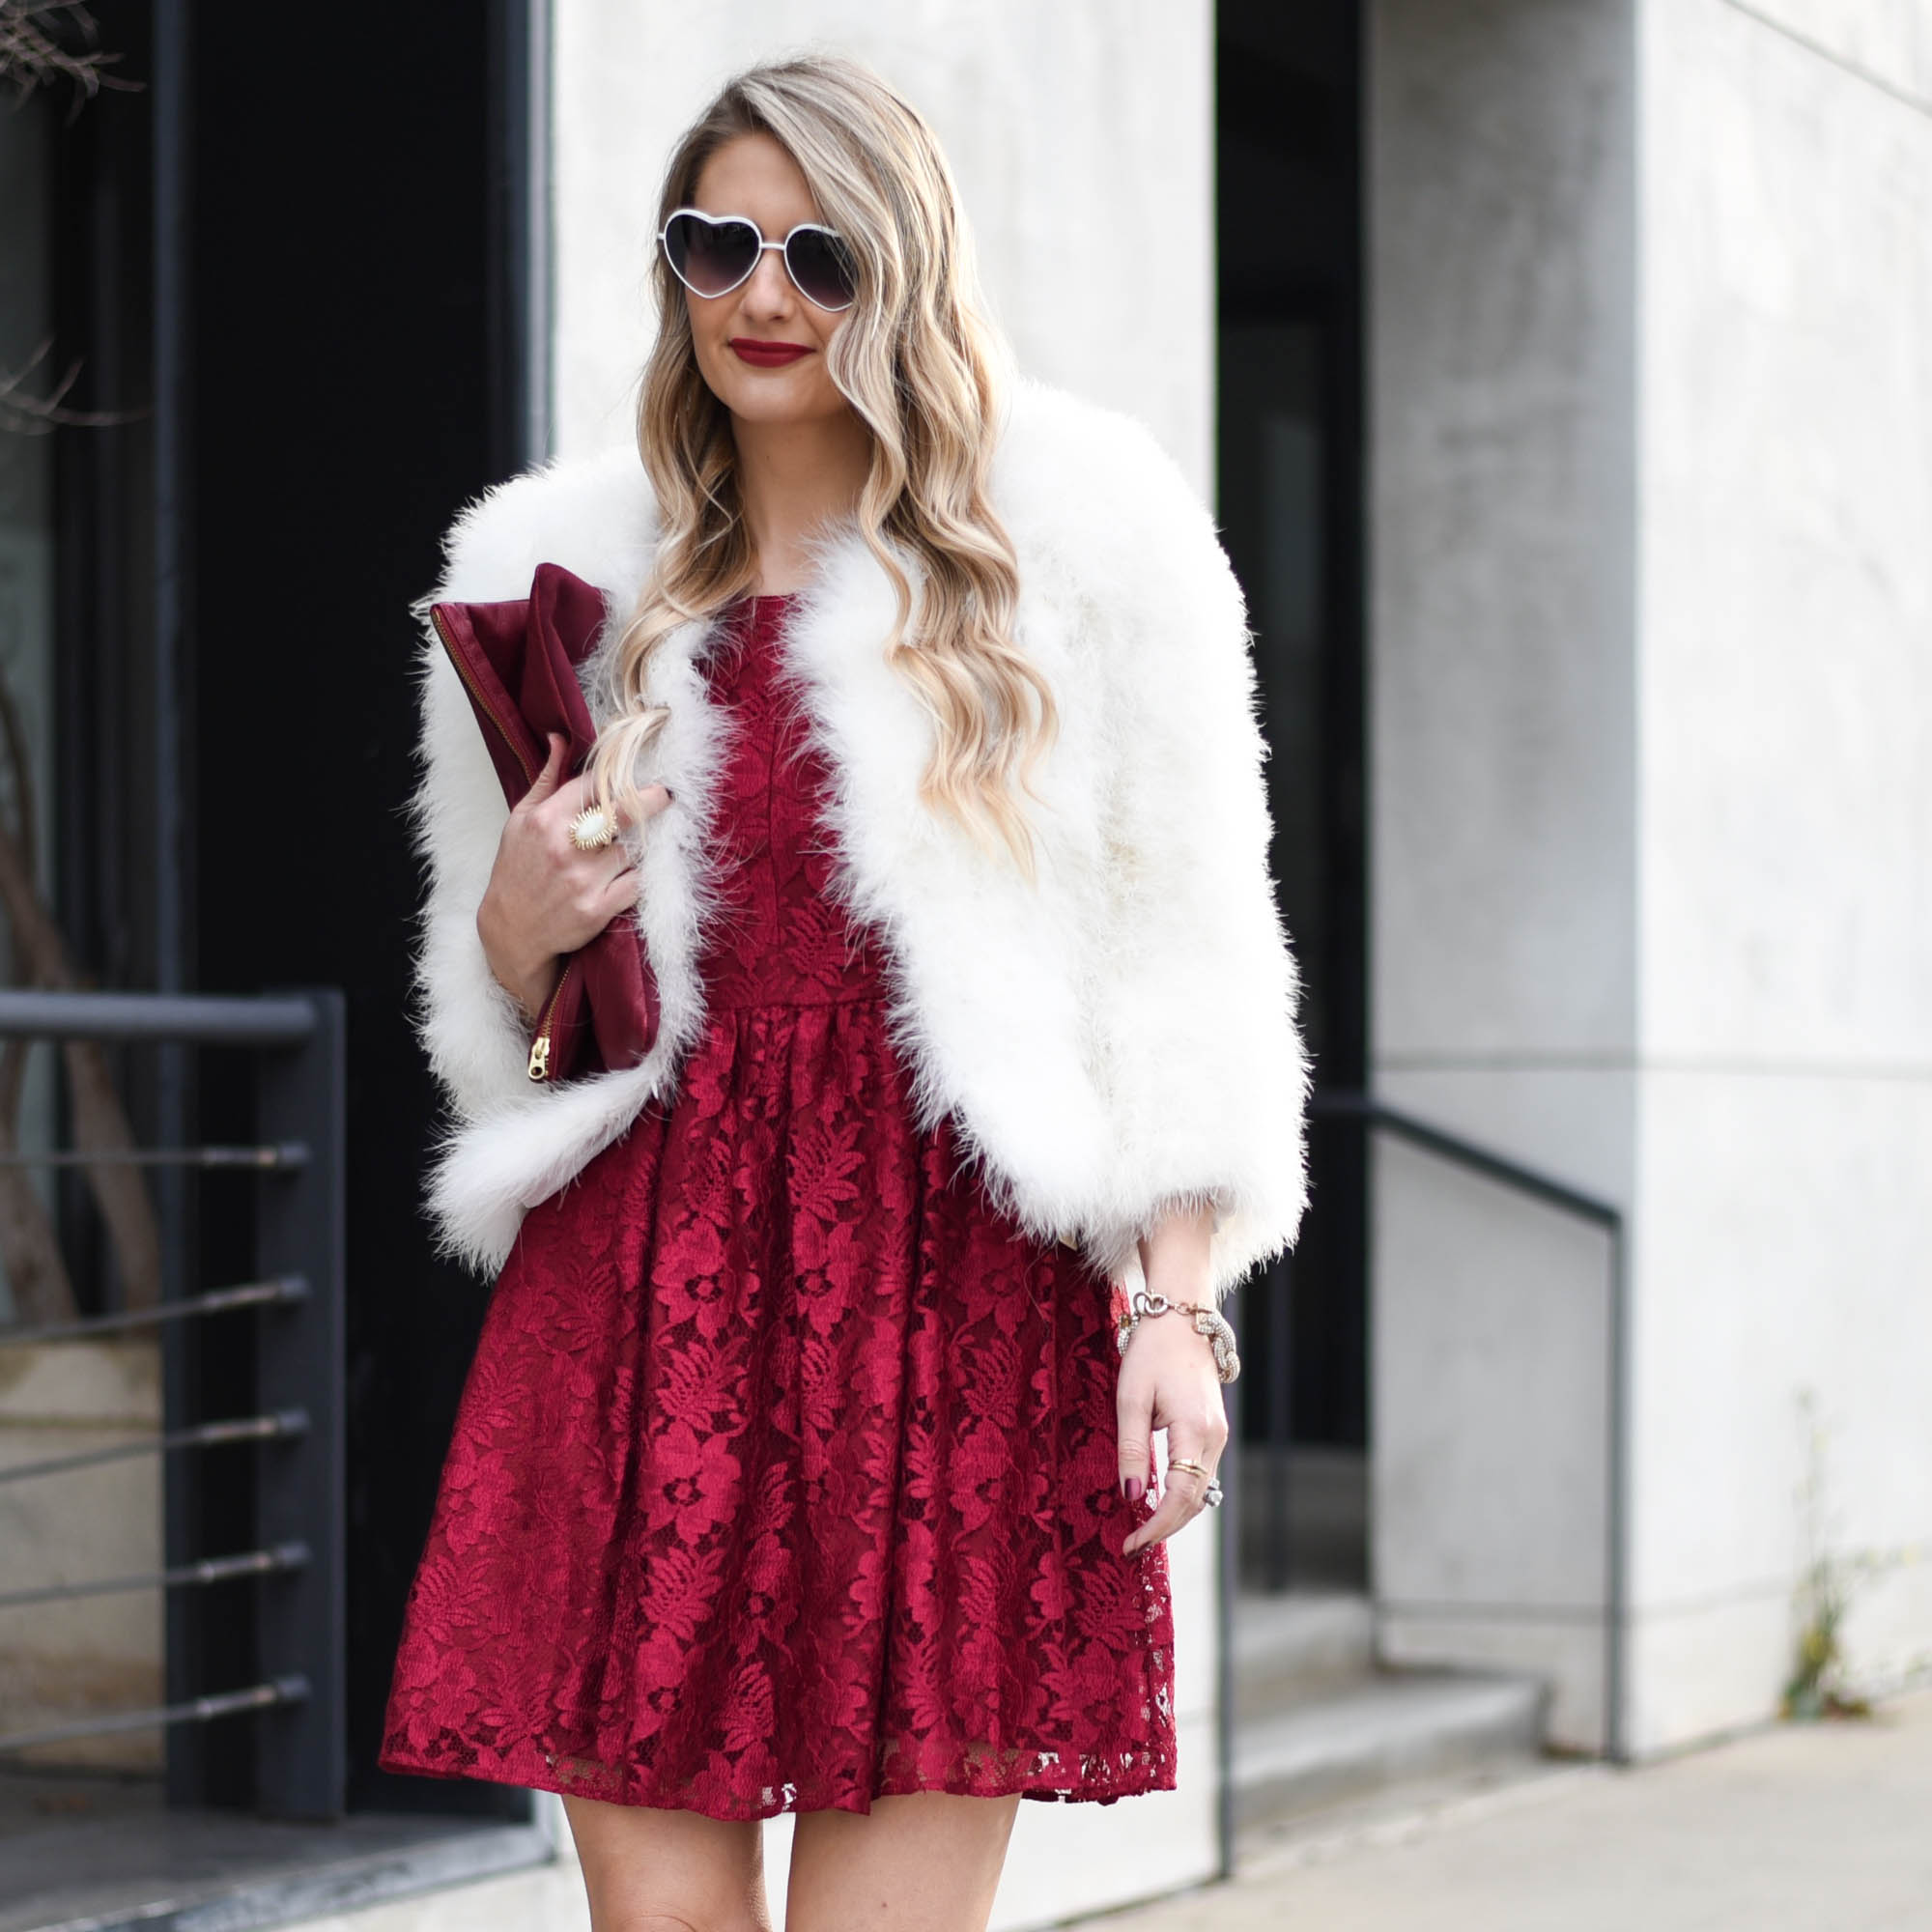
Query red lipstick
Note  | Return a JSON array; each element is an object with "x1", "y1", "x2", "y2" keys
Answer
[{"x1": 728, "y1": 338, "x2": 812, "y2": 368}]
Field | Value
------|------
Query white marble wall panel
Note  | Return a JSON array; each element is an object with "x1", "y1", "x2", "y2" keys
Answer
[
  {"x1": 552, "y1": 0, "x2": 1213, "y2": 492},
  {"x1": 1628, "y1": 0, "x2": 1932, "y2": 1747},
  {"x1": 1368, "y1": 0, "x2": 1638, "y2": 1754},
  {"x1": 1368, "y1": 0, "x2": 1638, "y2": 1066},
  {"x1": 1721, "y1": 0, "x2": 1932, "y2": 105},
  {"x1": 1625, "y1": 1587, "x2": 1799, "y2": 1754},
  {"x1": 1628, "y1": 1070, "x2": 1932, "y2": 1737},
  {"x1": 1638, "y1": 0, "x2": 1932, "y2": 1065},
  {"x1": 1372, "y1": 0, "x2": 1932, "y2": 1761},
  {"x1": 1372, "y1": 1134, "x2": 1618, "y2": 1749}
]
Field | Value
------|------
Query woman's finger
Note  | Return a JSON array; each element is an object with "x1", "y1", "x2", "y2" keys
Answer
[
  {"x1": 597, "y1": 864, "x2": 639, "y2": 923},
  {"x1": 1116, "y1": 1378, "x2": 1154, "y2": 1507},
  {"x1": 517, "y1": 732, "x2": 570, "y2": 813},
  {"x1": 551, "y1": 773, "x2": 672, "y2": 830},
  {"x1": 1122, "y1": 1418, "x2": 1219, "y2": 1557},
  {"x1": 597, "y1": 781, "x2": 671, "y2": 831}
]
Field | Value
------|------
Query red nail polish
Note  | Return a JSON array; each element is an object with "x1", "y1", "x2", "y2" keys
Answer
[{"x1": 1124, "y1": 1476, "x2": 1143, "y2": 1504}]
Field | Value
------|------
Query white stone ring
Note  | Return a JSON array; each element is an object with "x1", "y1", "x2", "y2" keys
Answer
[
  {"x1": 569, "y1": 805, "x2": 618, "y2": 852},
  {"x1": 1169, "y1": 1457, "x2": 1225, "y2": 1509}
]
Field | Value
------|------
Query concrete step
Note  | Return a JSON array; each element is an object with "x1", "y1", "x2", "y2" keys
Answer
[
  {"x1": 1232, "y1": 1665, "x2": 1550, "y2": 1828},
  {"x1": 1232, "y1": 1588, "x2": 1377, "y2": 1706}
]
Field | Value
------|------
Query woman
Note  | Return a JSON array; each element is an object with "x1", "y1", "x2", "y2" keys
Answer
[{"x1": 381, "y1": 52, "x2": 1308, "y2": 1932}]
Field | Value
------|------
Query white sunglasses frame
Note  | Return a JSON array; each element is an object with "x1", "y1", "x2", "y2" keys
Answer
[{"x1": 656, "y1": 208, "x2": 858, "y2": 312}]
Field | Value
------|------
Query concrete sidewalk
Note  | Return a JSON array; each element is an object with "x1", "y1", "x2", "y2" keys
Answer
[{"x1": 1106, "y1": 1687, "x2": 1932, "y2": 1932}]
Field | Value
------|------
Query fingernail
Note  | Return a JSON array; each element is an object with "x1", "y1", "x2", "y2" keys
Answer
[{"x1": 1124, "y1": 1476, "x2": 1143, "y2": 1504}]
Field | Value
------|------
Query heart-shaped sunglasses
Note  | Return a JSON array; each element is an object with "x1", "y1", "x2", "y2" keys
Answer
[{"x1": 658, "y1": 208, "x2": 858, "y2": 312}]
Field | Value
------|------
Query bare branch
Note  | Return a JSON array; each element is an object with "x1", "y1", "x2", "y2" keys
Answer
[
  {"x1": 0, "y1": 2, "x2": 140, "y2": 117},
  {"x1": 0, "y1": 337, "x2": 146, "y2": 438},
  {"x1": 0, "y1": 676, "x2": 163, "y2": 1319},
  {"x1": 0, "y1": 935, "x2": 73, "y2": 1325}
]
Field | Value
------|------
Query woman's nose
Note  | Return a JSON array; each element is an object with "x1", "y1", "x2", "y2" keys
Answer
[{"x1": 740, "y1": 246, "x2": 795, "y2": 316}]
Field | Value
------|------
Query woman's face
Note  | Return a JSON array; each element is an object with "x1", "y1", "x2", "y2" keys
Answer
[{"x1": 681, "y1": 132, "x2": 853, "y2": 431}]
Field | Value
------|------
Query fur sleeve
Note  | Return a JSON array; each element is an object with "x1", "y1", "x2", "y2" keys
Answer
[
  {"x1": 402, "y1": 534, "x2": 542, "y2": 1131},
  {"x1": 1077, "y1": 408, "x2": 1312, "y2": 1300},
  {"x1": 404, "y1": 447, "x2": 684, "y2": 1277},
  {"x1": 405, "y1": 640, "x2": 537, "y2": 1129},
  {"x1": 403, "y1": 448, "x2": 656, "y2": 1132}
]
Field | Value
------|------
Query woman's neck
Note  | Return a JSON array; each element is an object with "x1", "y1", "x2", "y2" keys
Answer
[{"x1": 731, "y1": 408, "x2": 873, "y2": 596}]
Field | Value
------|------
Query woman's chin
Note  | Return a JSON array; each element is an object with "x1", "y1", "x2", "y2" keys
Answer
[
  {"x1": 699, "y1": 356, "x2": 838, "y2": 427},
  {"x1": 724, "y1": 388, "x2": 848, "y2": 432}
]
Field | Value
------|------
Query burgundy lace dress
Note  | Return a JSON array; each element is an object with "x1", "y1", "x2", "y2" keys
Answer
[{"x1": 379, "y1": 593, "x2": 1178, "y2": 1819}]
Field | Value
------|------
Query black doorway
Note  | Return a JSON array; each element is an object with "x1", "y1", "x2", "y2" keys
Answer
[
  {"x1": 161, "y1": 1, "x2": 544, "y2": 1817},
  {"x1": 1217, "y1": 0, "x2": 1370, "y2": 1590}
]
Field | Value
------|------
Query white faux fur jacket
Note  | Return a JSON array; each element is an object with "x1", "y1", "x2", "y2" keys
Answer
[{"x1": 408, "y1": 378, "x2": 1309, "y2": 1300}]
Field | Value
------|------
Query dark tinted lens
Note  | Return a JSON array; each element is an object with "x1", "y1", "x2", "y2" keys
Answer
[
  {"x1": 784, "y1": 228, "x2": 857, "y2": 309},
  {"x1": 665, "y1": 213, "x2": 758, "y2": 296}
]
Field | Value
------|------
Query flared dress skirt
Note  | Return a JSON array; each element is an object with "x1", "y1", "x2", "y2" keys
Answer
[{"x1": 378, "y1": 594, "x2": 1178, "y2": 1819}]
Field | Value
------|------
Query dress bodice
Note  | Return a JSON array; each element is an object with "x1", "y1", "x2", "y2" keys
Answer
[{"x1": 696, "y1": 594, "x2": 891, "y2": 1012}]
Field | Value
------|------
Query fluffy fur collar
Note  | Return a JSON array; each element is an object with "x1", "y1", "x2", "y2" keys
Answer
[{"x1": 408, "y1": 378, "x2": 1309, "y2": 1297}]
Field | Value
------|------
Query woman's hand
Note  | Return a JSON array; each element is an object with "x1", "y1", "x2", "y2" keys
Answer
[
  {"x1": 476, "y1": 731, "x2": 671, "y2": 1022},
  {"x1": 1117, "y1": 1203, "x2": 1229, "y2": 1557}
]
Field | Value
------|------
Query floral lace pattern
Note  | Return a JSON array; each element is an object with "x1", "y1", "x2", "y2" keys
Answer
[{"x1": 380, "y1": 595, "x2": 1177, "y2": 1818}]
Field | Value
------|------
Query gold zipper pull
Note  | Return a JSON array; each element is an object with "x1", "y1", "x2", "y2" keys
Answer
[{"x1": 527, "y1": 1033, "x2": 551, "y2": 1081}]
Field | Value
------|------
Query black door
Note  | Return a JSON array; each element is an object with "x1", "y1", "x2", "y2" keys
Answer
[{"x1": 1217, "y1": 0, "x2": 1369, "y2": 1589}]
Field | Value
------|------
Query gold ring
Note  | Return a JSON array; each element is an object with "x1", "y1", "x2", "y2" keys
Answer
[
  {"x1": 569, "y1": 806, "x2": 617, "y2": 851},
  {"x1": 1168, "y1": 1458, "x2": 1210, "y2": 1480}
]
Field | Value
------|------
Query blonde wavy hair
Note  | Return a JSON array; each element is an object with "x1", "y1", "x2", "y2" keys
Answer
[{"x1": 583, "y1": 53, "x2": 1058, "y2": 873}]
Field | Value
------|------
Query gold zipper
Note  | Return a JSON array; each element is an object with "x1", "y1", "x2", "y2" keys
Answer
[
  {"x1": 432, "y1": 604, "x2": 564, "y2": 1080},
  {"x1": 526, "y1": 958, "x2": 577, "y2": 1080}
]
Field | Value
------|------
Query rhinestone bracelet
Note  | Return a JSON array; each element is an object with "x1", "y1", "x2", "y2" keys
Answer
[{"x1": 1114, "y1": 1287, "x2": 1241, "y2": 1384}]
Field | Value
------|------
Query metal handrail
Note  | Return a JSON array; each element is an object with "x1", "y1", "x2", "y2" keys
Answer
[
  {"x1": 0, "y1": 1542, "x2": 309, "y2": 1611},
  {"x1": 0, "y1": 1143, "x2": 308, "y2": 1170},
  {"x1": 1313, "y1": 1089, "x2": 1621, "y2": 1228},
  {"x1": 0, "y1": 1409, "x2": 310, "y2": 1485},
  {"x1": 1310, "y1": 1087, "x2": 1630, "y2": 1763},
  {"x1": 0, "y1": 1273, "x2": 307, "y2": 1348},
  {"x1": 0, "y1": 988, "x2": 318, "y2": 1044},
  {"x1": 0, "y1": 985, "x2": 345, "y2": 1815},
  {"x1": 0, "y1": 1676, "x2": 310, "y2": 1755}
]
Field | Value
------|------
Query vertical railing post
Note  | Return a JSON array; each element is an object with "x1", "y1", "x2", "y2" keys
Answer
[
  {"x1": 1263, "y1": 1253, "x2": 1294, "y2": 1589},
  {"x1": 1215, "y1": 1345, "x2": 1242, "y2": 1882},
  {"x1": 252, "y1": 989, "x2": 346, "y2": 1818}
]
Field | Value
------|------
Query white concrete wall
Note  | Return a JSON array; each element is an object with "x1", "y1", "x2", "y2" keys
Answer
[
  {"x1": 1366, "y1": 0, "x2": 1639, "y2": 1753},
  {"x1": 551, "y1": 0, "x2": 1214, "y2": 493},
  {"x1": 1370, "y1": 0, "x2": 1932, "y2": 1759},
  {"x1": 1630, "y1": 0, "x2": 1932, "y2": 1751},
  {"x1": 540, "y1": 3, "x2": 1224, "y2": 1922}
]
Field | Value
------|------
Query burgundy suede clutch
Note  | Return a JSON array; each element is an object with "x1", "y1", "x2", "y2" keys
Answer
[{"x1": 428, "y1": 560, "x2": 660, "y2": 1085}]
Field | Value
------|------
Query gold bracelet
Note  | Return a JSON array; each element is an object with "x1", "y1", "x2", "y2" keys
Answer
[{"x1": 1114, "y1": 1288, "x2": 1241, "y2": 1384}]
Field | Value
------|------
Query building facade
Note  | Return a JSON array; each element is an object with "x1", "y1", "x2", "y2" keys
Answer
[
  {"x1": 1, "y1": 2, "x2": 1925, "y2": 1927},
  {"x1": 1369, "y1": 0, "x2": 1932, "y2": 1758}
]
